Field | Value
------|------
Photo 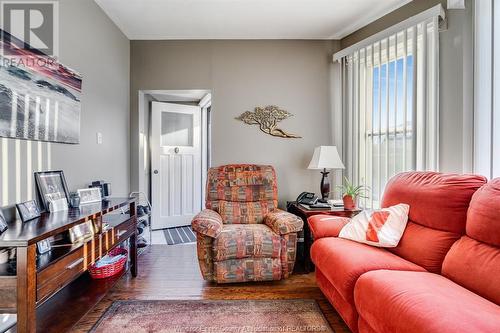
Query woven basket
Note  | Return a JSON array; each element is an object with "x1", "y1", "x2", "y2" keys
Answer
[{"x1": 89, "y1": 247, "x2": 128, "y2": 279}]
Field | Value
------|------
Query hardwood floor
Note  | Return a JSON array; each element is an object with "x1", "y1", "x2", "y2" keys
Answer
[{"x1": 71, "y1": 244, "x2": 350, "y2": 333}]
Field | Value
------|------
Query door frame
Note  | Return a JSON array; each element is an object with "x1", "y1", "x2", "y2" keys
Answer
[
  {"x1": 136, "y1": 90, "x2": 211, "y2": 229},
  {"x1": 199, "y1": 93, "x2": 211, "y2": 208}
]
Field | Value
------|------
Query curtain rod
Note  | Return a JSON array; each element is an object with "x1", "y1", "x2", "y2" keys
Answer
[{"x1": 333, "y1": 3, "x2": 446, "y2": 62}]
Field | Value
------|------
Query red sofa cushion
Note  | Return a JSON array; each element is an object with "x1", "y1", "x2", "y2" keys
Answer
[
  {"x1": 442, "y1": 236, "x2": 500, "y2": 305},
  {"x1": 308, "y1": 215, "x2": 349, "y2": 239},
  {"x1": 316, "y1": 269, "x2": 360, "y2": 333},
  {"x1": 355, "y1": 270, "x2": 500, "y2": 333},
  {"x1": 466, "y1": 178, "x2": 500, "y2": 247},
  {"x1": 381, "y1": 172, "x2": 486, "y2": 273},
  {"x1": 310, "y1": 237, "x2": 425, "y2": 305},
  {"x1": 441, "y1": 179, "x2": 500, "y2": 305},
  {"x1": 381, "y1": 172, "x2": 486, "y2": 233},
  {"x1": 386, "y1": 221, "x2": 460, "y2": 273},
  {"x1": 358, "y1": 317, "x2": 378, "y2": 333}
]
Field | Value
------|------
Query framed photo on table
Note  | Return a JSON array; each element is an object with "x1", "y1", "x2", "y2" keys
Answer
[
  {"x1": 0, "y1": 210, "x2": 7, "y2": 234},
  {"x1": 34, "y1": 171, "x2": 70, "y2": 211},
  {"x1": 77, "y1": 188, "x2": 102, "y2": 205},
  {"x1": 69, "y1": 221, "x2": 95, "y2": 243},
  {"x1": 16, "y1": 200, "x2": 41, "y2": 222},
  {"x1": 36, "y1": 239, "x2": 52, "y2": 254}
]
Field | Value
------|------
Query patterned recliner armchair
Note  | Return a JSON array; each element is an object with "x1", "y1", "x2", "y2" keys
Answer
[{"x1": 192, "y1": 164, "x2": 303, "y2": 283}]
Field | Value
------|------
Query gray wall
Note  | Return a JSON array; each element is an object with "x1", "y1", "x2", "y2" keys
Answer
[
  {"x1": 0, "y1": 0, "x2": 130, "y2": 208},
  {"x1": 439, "y1": 1, "x2": 474, "y2": 173},
  {"x1": 130, "y1": 40, "x2": 340, "y2": 205},
  {"x1": 340, "y1": 0, "x2": 474, "y2": 173}
]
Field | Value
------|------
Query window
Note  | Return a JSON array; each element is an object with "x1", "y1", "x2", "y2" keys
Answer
[
  {"x1": 369, "y1": 53, "x2": 414, "y2": 206},
  {"x1": 336, "y1": 8, "x2": 442, "y2": 208}
]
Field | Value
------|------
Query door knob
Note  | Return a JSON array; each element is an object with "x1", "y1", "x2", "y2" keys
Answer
[
  {"x1": 174, "y1": 147, "x2": 179, "y2": 154},
  {"x1": 153, "y1": 170, "x2": 159, "y2": 174}
]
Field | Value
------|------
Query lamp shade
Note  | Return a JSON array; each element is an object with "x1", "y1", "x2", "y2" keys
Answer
[{"x1": 307, "y1": 146, "x2": 345, "y2": 170}]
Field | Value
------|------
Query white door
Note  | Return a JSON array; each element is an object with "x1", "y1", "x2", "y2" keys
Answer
[{"x1": 151, "y1": 102, "x2": 202, "y2": 229}]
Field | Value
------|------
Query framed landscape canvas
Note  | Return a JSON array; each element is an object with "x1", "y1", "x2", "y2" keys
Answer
[{"x1": 0, "y1": 29, "x2": 82, "y2": 144}]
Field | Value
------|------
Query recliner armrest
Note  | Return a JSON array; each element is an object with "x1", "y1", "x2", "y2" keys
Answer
[
  {"x1": 264, "y1": 209, "x2": 303, "y2": 235},
  {"x1": 191, "y1": 209, "x2": 223, "y2": 238},
  {"x1": 308, "y1": 215, "x2": 350, "y2": 239}
]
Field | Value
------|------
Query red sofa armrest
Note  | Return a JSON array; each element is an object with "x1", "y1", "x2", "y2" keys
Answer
[{"x1": 308, "y1": 215, "x2": 350, "y2": 239}]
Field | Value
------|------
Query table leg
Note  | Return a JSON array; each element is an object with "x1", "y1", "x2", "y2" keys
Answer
[
  {"x1": 130, "y1": 231, "x2": 138, "y2": 277},
  {"x1": 129, "y1": 201, "x2": 138, "y2": 278},
  {"x1": 303, "y1": 221, "x2": 313, "y2": 273},
  {"x1": 16, "y1": 244, "x2": 37, "y2": 333}
]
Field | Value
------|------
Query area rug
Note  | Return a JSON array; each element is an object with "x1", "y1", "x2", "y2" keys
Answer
[
  {"x1": 89, "y1": 299, "x2": 333, "y2": 333},
  {"x1": 163, "y1": 226, "x2": 196, "y2": 245}
]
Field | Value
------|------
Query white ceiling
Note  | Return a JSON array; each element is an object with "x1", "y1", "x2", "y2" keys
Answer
[{"x1": 94, "y1": 0, "x2": 412, "y2": 40}]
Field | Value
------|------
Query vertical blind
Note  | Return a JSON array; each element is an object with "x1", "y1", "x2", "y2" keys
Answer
[{"x1": 336, "y1": 9, "x2": 442, "y2": 208}]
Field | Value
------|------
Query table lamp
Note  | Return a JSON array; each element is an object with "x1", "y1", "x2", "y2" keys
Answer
[{"x1": 307, "y1": 146, "x2": 345, "y2": 202}]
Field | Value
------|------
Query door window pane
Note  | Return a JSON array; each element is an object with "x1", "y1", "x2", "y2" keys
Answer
[{"x1": 161, "y1": 112, "x2": 193, "y2": 147}]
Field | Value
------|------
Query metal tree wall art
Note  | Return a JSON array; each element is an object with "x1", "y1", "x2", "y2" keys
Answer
[{"x1": 235, "y1": 105, "x2": 302, "y2": 138}]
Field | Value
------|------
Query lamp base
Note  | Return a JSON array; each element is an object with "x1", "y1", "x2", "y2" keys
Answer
[{"x1": 320, "y1": 168, "x2": 330, "y2": 201}]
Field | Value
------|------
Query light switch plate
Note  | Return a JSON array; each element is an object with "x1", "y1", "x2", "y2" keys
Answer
[
  {"x1": 96, "y1": 132, "x2": 103, "y2": 144},
  {"x1": 447, "y1": 0, "x2": 465, "y2": 9}
]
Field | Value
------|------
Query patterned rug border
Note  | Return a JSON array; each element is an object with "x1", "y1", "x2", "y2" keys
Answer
[{"x1": 89, "y1": 299, "x2": 332, "y2": 333}]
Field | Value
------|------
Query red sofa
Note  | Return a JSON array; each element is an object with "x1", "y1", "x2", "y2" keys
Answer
[{"x1": 309, "y1": 172, "x2": 500, "y2": 333}]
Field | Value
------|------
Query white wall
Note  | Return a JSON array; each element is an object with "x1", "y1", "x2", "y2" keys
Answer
[
  {"x1": 440, "y1": 2, "x2": 475, "y2": 173},
  {"x1": 0, "y1": 0, "x2": 130, "y2": 208}
]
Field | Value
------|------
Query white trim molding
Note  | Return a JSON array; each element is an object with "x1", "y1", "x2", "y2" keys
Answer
[
  {"x1": 474, "y1": 0, "x2": 500, "y2": 179},
  {"x1": 333, "y1": 4, "x2": 446, "y2": 62}
]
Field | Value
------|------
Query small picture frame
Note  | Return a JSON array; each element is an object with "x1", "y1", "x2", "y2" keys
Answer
[
  {"x1": 34, "y1": 171, "x2": 70, "y2": 212},
  {"x1": 48, "y1": 198, "x2": 68, "y2": 212},
  {"x1": 69, "y1": 221, "x2": 95, "y2": 243},
  {"x1": 77, "y1": 188, "x2": 102, "y2": 205},
  {"x1": 0, "y1": 210, "x2": 8, "y2": 234},
  {"x1": 16, "y1": 200, "x2": 41, "y2": 222},
  {"x1": 36, "y1": 239, "x2": 52, "y2": 254}
]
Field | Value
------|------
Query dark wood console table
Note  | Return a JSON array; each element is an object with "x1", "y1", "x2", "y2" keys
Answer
[{"x1": 0, "y1": 198, "x2": 138, "y2": 333}]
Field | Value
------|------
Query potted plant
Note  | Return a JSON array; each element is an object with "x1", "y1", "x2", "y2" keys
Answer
[{"x1": 337, "y1": 177, "x2": 368, "y2": 209}]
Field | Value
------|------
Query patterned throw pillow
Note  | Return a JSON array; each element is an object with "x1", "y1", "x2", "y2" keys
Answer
[{"x1": 339, "y1": 204, "x2": 410, "y2": 247}]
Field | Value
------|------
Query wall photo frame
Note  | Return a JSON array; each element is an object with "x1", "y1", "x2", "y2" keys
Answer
[
  {"x1": 0, "y1": 29, "x2": 82, "y2": 144},
  {"x1": 34, "y1": 171, "x2": 70, "y2": 211},
  {"x1": 16, "y1": 200, "x2": 41, "y2": 222}
]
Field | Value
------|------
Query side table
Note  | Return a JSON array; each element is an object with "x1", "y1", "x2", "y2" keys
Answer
[{"x1": 287, "y1": 201, "x2": 361, "y2": 273}]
